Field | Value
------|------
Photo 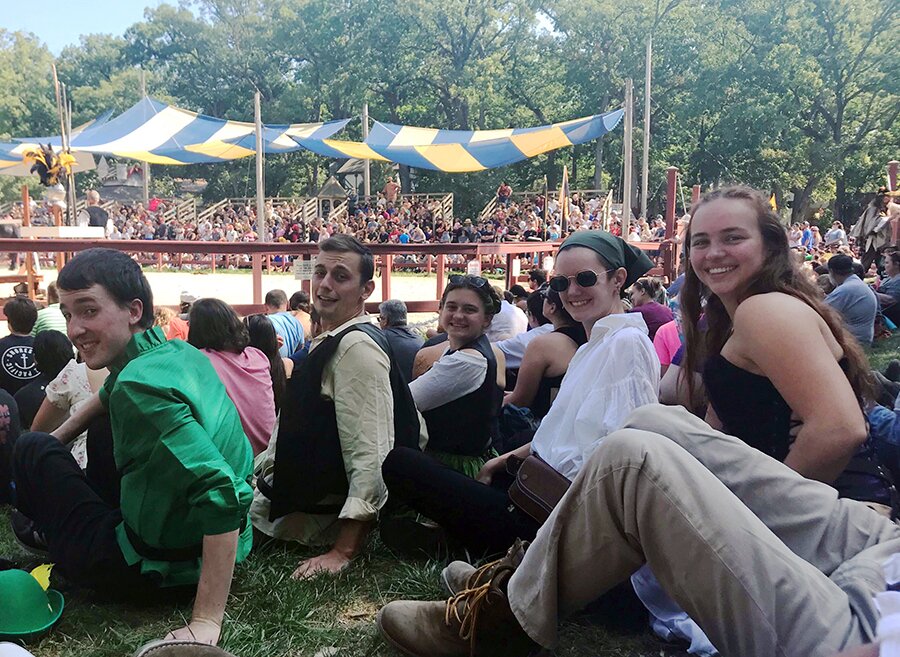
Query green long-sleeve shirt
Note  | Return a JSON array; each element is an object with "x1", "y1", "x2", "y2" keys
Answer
[{"x1": 100, "y1": 327, "x2": 253, "y2": 587}]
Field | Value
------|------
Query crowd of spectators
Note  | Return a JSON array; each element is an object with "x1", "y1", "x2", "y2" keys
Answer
[
  {"x1": 2, "y1": 180, "x2": 900, "y2": 657},
  {"x1": 1, "y1": 183, "x2": 679, "y2": 251}
]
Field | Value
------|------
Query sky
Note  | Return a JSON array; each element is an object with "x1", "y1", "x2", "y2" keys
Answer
[{"x1": 2, "y1": 0, "x2": 173, "y2": 54}]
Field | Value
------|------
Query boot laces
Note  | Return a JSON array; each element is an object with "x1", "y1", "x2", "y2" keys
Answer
[{"x1": 444, "y1": 564, "x2": 515, "y2": 656}]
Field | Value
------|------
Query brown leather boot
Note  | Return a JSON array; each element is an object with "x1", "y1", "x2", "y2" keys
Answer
[
  {"x1": 378, "y1": 546, "x2": 536, "y2": 657},
  {"x1": 441, "y1": 539, "x2": 528, "y2": 595}
]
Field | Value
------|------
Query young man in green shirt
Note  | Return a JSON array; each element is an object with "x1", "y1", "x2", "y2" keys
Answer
[{"x1": 12, "y1": 248, "x2": 253, "y2": 646}]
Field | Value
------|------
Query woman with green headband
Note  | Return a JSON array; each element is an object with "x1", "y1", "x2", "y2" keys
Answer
[{"x1": 380, "y1": 231, "x2": 660, "y2": 560}]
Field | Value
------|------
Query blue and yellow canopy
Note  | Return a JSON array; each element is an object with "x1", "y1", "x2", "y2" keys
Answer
[
  {"x1": 293, "y1": 109, "x2": 624, "y2": 172},
  {"x1": 2, "y1": 97, "x2": 623, "y2": 174}
]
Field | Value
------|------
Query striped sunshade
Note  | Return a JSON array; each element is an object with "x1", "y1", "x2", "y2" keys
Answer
[
  {"x1": 61, "y1": 97, "x2": 350, "y2": 165},
  {"x1": 0, "y1": 114, "x2": 111, "y2": 175},
  {"x1": 292, "y1": 108, "x2": 624, "y2": 172}
]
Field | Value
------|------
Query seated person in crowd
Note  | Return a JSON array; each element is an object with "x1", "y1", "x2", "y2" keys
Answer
[
  {"x1": 502, "y1": 287, "x2": 586, "y2": 419},
  {"x1": 627, "y1": 276, "x2": 673, "y2": 340},
  {"x1": 31, "y1": 282, "x2": 67, "y2": 336},
  {"x1": 825, "y1": 254, "x2": 877, "y2": 345},
  {"x1": 377, "y1": 403, "x2": 900, "y2": 657},
  {"x1": 31, "y1": 354, "x2": 109, "y2": 473},
  {"x1": 154, "y1": 306, "x2": 189, "y2": 341},
  {"x1": 12, "y1": 248, "x2": 253, "y2": 646},
  {"x1": 381, "y1": 230, "x2": 659, "y2": 558},
  {"x1": 508, "y1": 284, "x2": 529, "y2": 311},
  {"x1": 251, "y1": 235, "x2": 425, "y2": 579},
  {"x1": 493, "y1": 291, "x2": 553, "y2": 383},
  {"x1": 653, "y1": 316, "x2": 682, "y2": 377},
  {"x1": 639, "y1": 185, "x2": 894, "y2": 648},
  {"x1": 527, "y1": 268, "x2": 547, "y2": 291},
  {"x1": 264, "y1": 289, "x2": 305, "y2": 357},
  {"x1": 188, "y1": 298, "x2": 277, "y2": 456},
  {"x1": 0, "y1": 295, "x2": 40, "y2": 396},
  {"x1": 406, "y1": 277, "x2": 505, "y2": 477},
  {"x1": 875, "y1": 250, "x2": 900, "y2": 325},
  {"x1": 484, "y1": 288, "x2": 528, "y2": 342},
  {"x1": 14, "y1": 330, "x2": 74, "y2": 430},
  {"x1": 244, "y1": 313, "x2": 288, "y2": 396},
  {"x1": 378, "y1": 299, "x2": 424, "y2": 383},
  {"x1": 0, "y1": 387, "x2": 21, "y2": 504},
  {"x1": 289, "y1": 290, "x2": 313, "y2": 339}
]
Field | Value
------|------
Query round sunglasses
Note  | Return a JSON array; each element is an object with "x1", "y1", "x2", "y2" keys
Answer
[{"x1": 548, "y1": 268, "x2": 615, "y2": 292}]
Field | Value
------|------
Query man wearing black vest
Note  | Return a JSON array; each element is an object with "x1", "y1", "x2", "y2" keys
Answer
[
  {"x1": 76, "y1": 190, "x2": 109, "y2": 234},
  {"x1": 251, "y1": 235, "x2": 425, "y2": 578}
]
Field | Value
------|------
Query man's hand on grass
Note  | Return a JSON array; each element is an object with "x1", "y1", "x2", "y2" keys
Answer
[
  {"x1": 291, "y1": 548, "x2": 351, "y2": 580},
  {"x1": 164, "y1": 618, "x2": 221, "y2": 645}
]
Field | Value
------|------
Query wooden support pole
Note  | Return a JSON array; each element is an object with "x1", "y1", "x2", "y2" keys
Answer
[
  {"x1": 247, "y1": 253, "x2": 259, "y2": 302},
  {"x1": 381, "y1": 254, "x2": 393, "y2": 301},
  {"x1": 890, "y1": 161, "x2": 900, "y2": 246},
  {"x1": 664, "y1": 167, "x2": 678, "y2": 283},
  {"x1": 622, "y1": 79, "x2": 634, "y2": 240},
  {"x1": 436, "y1": 254, "x2": 446, "y2": 299},
  {"x1": 51, "y1": 206, "x2": 64, "y2": 271},
  {"x1": 691, "y1": 184, "x2": 701, "y2": 206},
  {"x1": 21, "y1": 186, "x2": 35, "y2": 300}
]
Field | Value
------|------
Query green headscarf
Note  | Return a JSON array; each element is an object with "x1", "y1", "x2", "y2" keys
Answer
[{"x1": 558, "y1": 230, "x2": 655, "y2": 289}]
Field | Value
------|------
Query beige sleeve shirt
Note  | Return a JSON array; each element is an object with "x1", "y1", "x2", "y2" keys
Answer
[
  {"x1": 250, "y1": 315, "x2": 427, "y2": 543},
  {"x1": 320, "y1": 317, "x2": 428, "y2": 519},
  {"x1": 321, "y1": 329, "x2": 394, "y2": 522}
]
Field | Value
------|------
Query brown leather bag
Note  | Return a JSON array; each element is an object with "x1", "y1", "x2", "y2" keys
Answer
[{"x1": 506, "y1": 453, "x2": 571, "y2": 524}]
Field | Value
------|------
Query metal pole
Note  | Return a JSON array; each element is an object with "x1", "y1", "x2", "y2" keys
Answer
[
  {"x1": 140, "y1": 70, "x2": 150, "y2": 207},
  {"x1": 362, "y1": 103, "x2": 371, "y2": 198},
  {"x1": 640, "y1": 38, "x2": 652, "y2": 221},
  {"x1": 622, "y1": 79, "x2": 634, "y2": 240},
  {"x1": 543, "y1": 175, "x2": 549, "y2": 241},
  {"x1": 252, "y1": 90, "x2": 266, "y2": 304}
]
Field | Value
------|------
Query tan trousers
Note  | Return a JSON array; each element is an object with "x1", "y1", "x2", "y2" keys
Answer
[{"x1": 507, "y1": 404, "x2": 900, "y2": 657}]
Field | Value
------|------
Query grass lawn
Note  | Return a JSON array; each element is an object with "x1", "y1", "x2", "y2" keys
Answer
[
  {"x1": 2, "y1": 337, "x2": 897, "y2": 656},
  {"x1": 0, "y1": 510, "x2": 682, "y2": 657},
  {"x1": 868, "y1": 333, "x2": 900, "y2": 372}
]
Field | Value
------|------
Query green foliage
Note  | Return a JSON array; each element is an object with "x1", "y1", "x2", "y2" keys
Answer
[{"x1": 0, "y1": 0, "x2": 897, "y2": 219}]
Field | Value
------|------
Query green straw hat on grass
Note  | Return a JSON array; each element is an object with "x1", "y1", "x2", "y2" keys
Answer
[{"x1": 0, "y1": 567, "x2": 64, "y2": 641}]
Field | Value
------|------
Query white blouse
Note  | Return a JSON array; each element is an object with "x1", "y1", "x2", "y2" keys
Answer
[
  {"x1": 530, "y1": 312, "x2": 660, "y2": 479},
  {"x1": 409, "y1": 349, "x2": 487, "y2": 412}
]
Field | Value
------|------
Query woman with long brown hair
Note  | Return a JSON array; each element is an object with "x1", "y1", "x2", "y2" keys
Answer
[{"x1": 680, "y1": 185, "x2": 889, "y2": 504}]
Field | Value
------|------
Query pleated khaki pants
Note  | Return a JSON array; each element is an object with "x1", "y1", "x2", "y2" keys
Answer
[{"x1": 508, "y1": 404, "x2": 900, "y2": 657}]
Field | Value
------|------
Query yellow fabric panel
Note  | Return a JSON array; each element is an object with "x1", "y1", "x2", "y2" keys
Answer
[
  {"x1": 391, "y1": 126, "x2": 439, "y2": 147},
  {"x1": 106, "y1": 151, "x2": 185, "y2": 165},
  {"x1": 414, "y1": 144, "x2": 485, "y2": 173},
  {"x1": 468, "y1": 128, "x2": 514, "y2": 144},
  {"x1": 0, "y1": 159, "x2": 20, "y2": 169},
  {"x1": 509, "y1": 127, "x2": 573, "y2": 157},
  {"x1": 184, "y1": 141, "x2": 256, "y2": 160},
  {"x1": 286, "y1": 124, "x2": 327, "y2": 139},
  {"x1": 322, "y1": 140, "x2": 390, "y2": 161}
]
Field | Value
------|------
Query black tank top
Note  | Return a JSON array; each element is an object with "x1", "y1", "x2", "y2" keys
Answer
[
  {"x1": 703, "y1": 354, "x2": 893, "y2": 506},
  {"x1": 421, "y1": 334, "x2": 502, "y2": 456},
  {"x1": 703, "y1": 354, "x2": 794, "y2": 460},
  {"x1": 530, "y1": 324, "x2": 588, "y2": 419}
]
